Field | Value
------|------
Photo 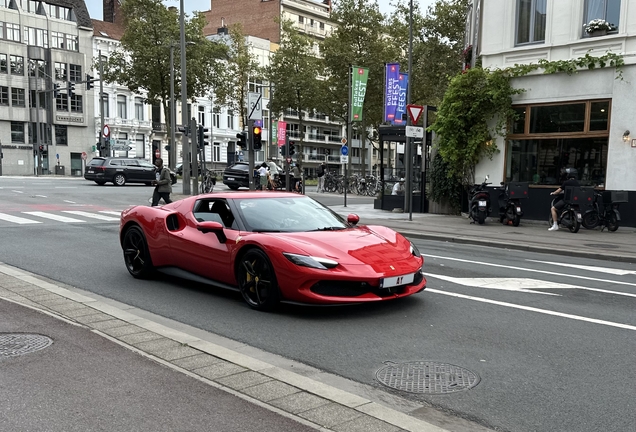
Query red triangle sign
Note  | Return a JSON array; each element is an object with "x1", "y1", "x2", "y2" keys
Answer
[{"x1": 406, "y1": 104, "x2": 424, "y2": 125}]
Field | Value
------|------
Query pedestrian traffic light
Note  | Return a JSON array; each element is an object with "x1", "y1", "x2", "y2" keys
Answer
[
  {"x1": 86, "y1": 74, "x2": 94, "y2": 90},
  {"x1": 198, "y1": 125, "x2": 210, "y2": 148},
  {"x1": 289, "y1": 141, "x2": 296, "y2": 156},
  {"x1": 251, "y1": 125, "x2": 262, "y2": 150},
  {"x1": 53, "y1": 83, "x2": 60, "y2": 98},
  {"x1": 279, "y1": 144, "x2": 287, "y2": 156},
  {"x1": 236, "y1": 131, "x2": 247, "y2": 149},
  {"x1": 67, "y1": 82, "x2": 75, "y2": 98}
]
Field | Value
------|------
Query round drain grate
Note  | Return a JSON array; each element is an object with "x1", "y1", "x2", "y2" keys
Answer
[
  {"x1": 376, "y1": 361, "x2": 480, "y2": 394},
  {"x1": 0, "y1": 333, "x2": 53, "y2": 359}
]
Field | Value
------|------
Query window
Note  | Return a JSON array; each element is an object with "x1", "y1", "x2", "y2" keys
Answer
[
  {"x1": 135, "y1": 97, "x2": 144, "y2": 120},
  {"x1": 320, "y1": 22, "x2": 325, "y2": 30},
  {"x1": 56, "y1": 93, "x2": 68, "y2": 111},
  {"x1": 24, "y1": 27, "x2": 48, "y2": 47},
  {"x1": 507, "y1": 100, "x2": 611, "y2": 187},
  {"x1": 198, "y1": 105, "x2": 205, "y2": 126},
  {"x1": 516, "y1": 0, "x2": 547, "y2": 45},
  {"x1": 28, "y1": 60, "x2": 46, "y2": 77},
  {"x1": 55, "y1": 62, "x2": 67, "y2": 80},
  {"x1": 11, "y1": 88, "x2": 25, "y2": 107},
  {"x1": 212, "y1": 108, "x2": 220, "y2": 128},
  {"x1": 11, "y1": 122, "x2": 25, "y2": 143},
  {"x1": 101, "y1": 94, "x2": 109, "y2": 117},
  {"x1": 298, "y1": 16, "x2": 304, "y2": 24},
  {"x1": 5, "y1": 23, "x2": 20, "y2": 42},
  {"x1": 227, "y1": 110, "x2": 234, "y2": 129},
  {"x1": 70, "y1": 94, "x2": 82, "y2": 113},
  {"x1": 0, "y1": 86, "x2": 8, "y2": 105},
  {"x1": 65, "y1": 34, "x2": 78, "y2": 51},
  {"x1": 55, "y1": 125, "x2": 68, "y2": 145},
  {"x1": 117, "y1": 95, "x2": 127, "y2": 118},
  {"x1": 28, "y1": 123, "x2": 50, "y2": 145},
  {"x1": 51, "y1": 31, "x2": 64, "y2": 49},
  {"x1": 29, "y1": 90, "x2": 46, "y2": 108},
  {"x1": 0, "y1": 54, "x2": 6, "y2": 73},
  {"x1": 213, "y1": 142, "x2": 220, "y2": 162},
  {"x1": 584, "y1": 0, "x2": 620, "y2": 33},
  {"x1": 10, "y1": 55, "x2": 23, "y2": 75},
  {"x1": 69, "y1": 64, "x2": 81, "y2": 82},
  {"x1": 135, "y1": 134, "x2": 145, "y2": 157}
]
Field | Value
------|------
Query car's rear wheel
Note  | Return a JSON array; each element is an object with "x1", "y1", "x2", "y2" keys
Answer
[
  {"x1": 114, "y1": 174, "x2": 126, "y2": 186},
  {"x1": 122, "y1": 226, "x2": 154, "y2": 279},
  {"x1": 237, "y1": 248, "x2": 280, "y2": 311}
]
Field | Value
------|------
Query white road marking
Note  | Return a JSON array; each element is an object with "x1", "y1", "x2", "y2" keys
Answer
[
  {"x1": 0, "y1": 213, "x2": 42, "y2": 224},
  {"x1": 527, "y1": 260, "x2": 636, "y2": 276},
  {"x1": 425, "y1": 254, "x2": 636, "y2": 288},
  {"x1": 23, "y1": 212, "x2": 85, "y2": 223},
  {"x1": 62, "y1": 211, "x2": 119, "y2": 221},
  {"x1": 11, "y1": 190, "x2": 23, "y2": 194},
  {"x1": 99, "y1": 211, "x2": 122, "y2": 216},
  {"x1": 55, "y1": 187, "x2": 77, "y2": 189},
  {"x1": 34, "y1": 195, "x2": 47, "y2": 198},
  {"x1": 427, "y1": 289, "x2": 636, "y2": 331},
  {"x1": 63, "y1": 200, "x2": 76, "y2": 204}
]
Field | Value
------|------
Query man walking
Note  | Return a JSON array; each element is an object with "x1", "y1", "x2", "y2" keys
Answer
[
  {"x1": 317, "y1": 161, "x2": 326, "y2": 193},
  {"x1": 151, "y1": 158, "x2": 172, "y2": 206}
]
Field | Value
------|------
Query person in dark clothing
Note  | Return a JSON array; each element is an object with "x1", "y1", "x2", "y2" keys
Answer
[
  {"x1": 548, "y1": 168, "x2": 579, "y2": 231},
  {"x1": 151, "y1": 158, "x2": 173, "y2": 206}
]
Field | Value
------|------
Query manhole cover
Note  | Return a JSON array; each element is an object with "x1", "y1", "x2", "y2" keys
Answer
[
  {"x1": 584, "y1": 244, "x2": 619, "y2": 249},
  {"x1": 0, "y1": 333, "x2": 53, "y2": 359},
  {"x1": 376, "y1": 361, "x2": 480, "y2": 394}
]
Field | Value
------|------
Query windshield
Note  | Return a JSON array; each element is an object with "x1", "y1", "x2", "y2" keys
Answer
[{"x1": 235, "y1": 196, "x2": 349, "y2": 232}]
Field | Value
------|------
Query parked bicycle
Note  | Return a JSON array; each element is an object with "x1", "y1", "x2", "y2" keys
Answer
[
  {"x1": 582, "y1": 190, "x2": 626, "y2": 232},
  {"x1": 199, "y1": 169, "x2": 217, "y2": 194}
]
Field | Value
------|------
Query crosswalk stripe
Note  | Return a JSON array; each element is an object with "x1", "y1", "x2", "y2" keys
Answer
[
  {"x1": 62, "y1": 211, "x2": 120, "y2": 221},
  {"x1": 23, "y1": 211, "x2": 86, "y2": 223},
  {"x1": 0, "y1": 213, "x2": 42, "y2": 224},
  {"x1": 99, "y1": 211, "x2": 122, "y2": 216}
]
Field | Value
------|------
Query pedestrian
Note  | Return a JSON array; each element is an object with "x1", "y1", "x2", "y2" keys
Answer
[
  {"x1": 548, "y1": 168, "x2": 579, "y2": 231},
  {"x1": 317, "y1": 161, "x2": 326, "y2": 193},
  {"x1": 292, "y1": 163, "x2": 302, "y2": 193},
  {"x1": 257, "y1": 162, "x2": 268, "y2": 190},
  {"x1": 392, "y1": 178, "x2": 405, "y2": 196},
  {"x1": 151, "y1": 158, "x2": 172, "y2": 206},
  {"x1": 266, "y1": 157, "x2": 281, "y2": 189}
]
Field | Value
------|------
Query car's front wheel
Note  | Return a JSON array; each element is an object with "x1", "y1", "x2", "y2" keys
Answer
[
  {"x1": 122, "y1": 226, "x2": 154, "y2": 279},
  {"x1": 237, "y1": 248, "x2": 280, "y2": 311},
  {"x1": 228, "y1": 184, "x2": 239, "y2": 190},
  {"x1": 113, "y1": 173, "x2": 126, "y2": 186}
]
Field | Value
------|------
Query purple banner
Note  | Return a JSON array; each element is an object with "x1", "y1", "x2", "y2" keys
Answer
[
  {"x1": 384, "y1": 63, "x2": 400, "y2": 123},
  {"x1": 393, "y1": 73, "x2": 408, "y2": 125}
]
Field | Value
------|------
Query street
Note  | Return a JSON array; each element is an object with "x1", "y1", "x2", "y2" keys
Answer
[{"x1": 1, "y1": 176, "x2": 635, "y2": 432}]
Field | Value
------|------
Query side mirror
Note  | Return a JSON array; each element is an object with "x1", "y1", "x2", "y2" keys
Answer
[
  {"x1": 196, "y1": 221, "x2": 227, "y2": 243},
  {"x1": 347, "y1": 214, "x2": 360, "y2": 226}
]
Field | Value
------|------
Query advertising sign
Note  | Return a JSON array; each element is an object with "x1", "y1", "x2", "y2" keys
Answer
[
  {"x1": 350, "y1": 66, "x2": 369, "y2": 122},
  {"x1": 384, "y1": 63, "x2": 400, "y2": 123},
  {"x1": 277, "y1": 121, "x2": 287, "y2": 146}
]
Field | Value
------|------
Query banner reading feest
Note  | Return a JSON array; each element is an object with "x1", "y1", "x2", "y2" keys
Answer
[
  {"x1": 384, "y1": 63, "x2": 400, "y2": 123},
  {"x1": 350, "y1": 66, "x2": 369, "y2": 122},
  {"x1": 277, "y1": 121, "x2": 287, "y2": 146},
  {"x1": 393, "y1": 72, "x2": 408, "y2": 125}
]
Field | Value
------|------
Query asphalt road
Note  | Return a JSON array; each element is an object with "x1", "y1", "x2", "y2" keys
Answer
[{"x1": 1, "y1": 176, "x2": 635, "y2": 432}]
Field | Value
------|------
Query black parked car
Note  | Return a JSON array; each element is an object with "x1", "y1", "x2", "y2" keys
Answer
[
  {"x1": 222, "y1": 162, "x2": 251, "y2": 190},
  {"x1": 175, "y1": 163, "x2": 203, "y2": 177},
  {"x1": 84, "y1": 157, "x2": 156, "y2": 186}
]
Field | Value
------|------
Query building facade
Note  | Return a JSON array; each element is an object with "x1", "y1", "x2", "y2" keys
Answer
[{"x1": 0, "y1": 0, "x2": 95, "y2": 177}]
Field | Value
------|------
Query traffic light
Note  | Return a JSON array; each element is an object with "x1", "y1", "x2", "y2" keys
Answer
[
  {"x1": 279, "y1": 144, "x2": 287, "y2": 156},
  {"x1": 289, "y1": 141, "x2": 296, "y2": 156},
  {"x1": 53, "y1": 83, "x2": 60, "y2": 98},
  {"x1": 236, "y1": 131, "x2": 247, "y2": 149},
  {"x1": 86, "y1": 74, "x2": 94, "y2": 90},
  {"x1": 67, "y1": 82, "x2": 75, "y2": 97},
  {"x1": 178, "y1": 126, "x2": 190, "y2": 136},
  {"x1": 251, "y1": 125, "x2": 262, "y2": 150},
  {"x1": 198, "y1": 125, "x2": 210, "y2": 148}
]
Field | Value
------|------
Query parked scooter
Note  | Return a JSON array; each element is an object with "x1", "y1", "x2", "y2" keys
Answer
[
  {"x1": 468, "y1": 176, "x2": 492, "y2": 225},
  {"x1": 497, "y1": 181, "x2": 529, "y2": 227},
  {"x1": 548, "y1": 186, "x2": 590, "y2": 233}
]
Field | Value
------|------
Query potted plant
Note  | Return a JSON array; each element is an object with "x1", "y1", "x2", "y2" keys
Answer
[{"x1": 584, "y1": 19, "x2": 614, "y2": 36}]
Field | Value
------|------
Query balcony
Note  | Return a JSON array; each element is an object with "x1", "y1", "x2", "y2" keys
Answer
[{"x1": 152, "y1": 122, "x2": 166, "y2": 132}]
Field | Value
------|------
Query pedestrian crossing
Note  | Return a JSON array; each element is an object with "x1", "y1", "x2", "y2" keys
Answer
[{"x1": 0, "y1": 210, "x2": 121, "y2": 226}]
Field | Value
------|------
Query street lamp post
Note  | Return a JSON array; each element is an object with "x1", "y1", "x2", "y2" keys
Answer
[
  {"x1": 169, "y1": 44, "x2": 176, "y2": 170},
  {"x1": 179, "y1": 0, "x2": 190, "y2": 195}
]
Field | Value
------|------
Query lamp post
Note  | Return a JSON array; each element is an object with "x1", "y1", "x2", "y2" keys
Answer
[
  {"x1": 179, "y1": 0, "x2": 190, "y2": 195},
  {"x1": 169, "y1": 43, "x2": 176, "y2": 170}
]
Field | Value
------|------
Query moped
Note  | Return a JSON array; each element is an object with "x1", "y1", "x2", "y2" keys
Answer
[
  {"x1": 548, "y1": 186, "x2": 591, "y2": 233},
  {"x1": 468, "y1": 176, "x2": 492, "y2": 225},
  {"x1": 582, "y1": 190, "x2": 625, "y2": 232},
  {"x1": 497, "y1": 181, "x2": 529, "y2": 227}
]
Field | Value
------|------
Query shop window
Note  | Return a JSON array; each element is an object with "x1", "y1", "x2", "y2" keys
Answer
[
  {"x1": 516, "y1": 0, "x2": 547, "y2": 45},
  {"x1": 55, "y1": 125, "x2": 68, "y2": 145},
  {"x1": 11, "y1": 122, "x2": 24, "y2": 143},
  {"x1": 589, "y1": 101, "x2": 610, "y2": 131},
  {"x1": 529, "y1": 103, "x2": 586, "y2": 133}
]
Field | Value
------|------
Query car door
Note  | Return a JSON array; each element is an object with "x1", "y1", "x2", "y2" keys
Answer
[
  {"x1": 122, "y1": 159, "x2": 144, "y2": 182},
  {"x1": 138, "y1": 160, "x2": 157, "y2": 182}
]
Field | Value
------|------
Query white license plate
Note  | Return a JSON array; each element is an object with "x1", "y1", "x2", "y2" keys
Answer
[
  {"x1": 381, "y1": 272, "x2": 415, "y2": 289},
  {"x1": 478, "y1": 200, "x2": 487, "y2": 206},
  {"x1": 87, "y1": 170, "x2": 94, "y2": 173},
  {"x1": 227, "y1": 177, "x2": 235, "y2": 181},
  {"x1": 516, "y1": 207, "x2": 522, "y2": 212}
]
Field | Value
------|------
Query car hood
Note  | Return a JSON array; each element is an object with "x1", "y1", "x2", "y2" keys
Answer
[{"x1": 266, "y1": 225, "x2": 415, "y2": 272}]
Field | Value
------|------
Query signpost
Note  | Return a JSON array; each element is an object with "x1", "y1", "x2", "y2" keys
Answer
[
  {"x1": 81, "y1": 152, "x2": 87, "y2": 160},
  {"x1": 248, "y1": 92, "x2": 262, "y2": 121},
  {"x1": 405, "y1": 126, "x2": 424, "y2": 138},
  {"x1": 406, "y1": 104, "x2": 424, "y2": 125}
]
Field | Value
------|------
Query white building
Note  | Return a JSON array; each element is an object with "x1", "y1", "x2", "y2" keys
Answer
[
  {"x1": 0, "y1": 0, "x2": 95, "y2": 176},
  {"x1": 475, "y1": 0, "x2": 636, "y2": 191}
]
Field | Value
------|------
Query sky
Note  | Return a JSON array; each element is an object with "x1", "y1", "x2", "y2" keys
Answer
[{"x1": 85, "y1": 0, "x2": 436, "y2": 22}]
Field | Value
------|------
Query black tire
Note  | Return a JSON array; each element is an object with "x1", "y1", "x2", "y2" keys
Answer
[
  {"x1": 122, "y1": 226, "x2": 154, "y2": 279},
  {"x1": 237, "y1": 248, "x2": 280, "y2": 311},
  {"x1": 564, "y1": 210, "x2": 580, "y2": 233},
  {"x1": 95, "y1": 181, "x2": 106, "y2": 186},
  {"x1": 228, "y1": 184, "x2": 239, "y2": 190},
  {"x1": 505, "y1": 207, "x2": 520, "y2": 226},
  {"x1": 582, "y1": 211, "x2": 599, "y2": 229},
  {"x1": 608, "y1": 211, "x2": 619, "y2": 232},
  {"x1": 113, "y1": 173, "x2": 126, "y2": 186},
  {"x1": 477, "y1": 211, "x2": 486, "y2": 225}
]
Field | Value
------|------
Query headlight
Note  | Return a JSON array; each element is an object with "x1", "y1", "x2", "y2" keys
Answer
[
  {"x1": 410, "y1": 242, "x2": 421, "y2": 257},
  {"x1": 283, "y1": 253, "x2": 338, "y2": 270}
]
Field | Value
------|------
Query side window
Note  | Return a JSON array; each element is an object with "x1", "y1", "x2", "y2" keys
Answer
[
  {"x1": 124, "y1": 159, "x2": 140, "y2": 166},
  {"x1": 109, "y1": 160, "x2": 123, "y2": 166}
]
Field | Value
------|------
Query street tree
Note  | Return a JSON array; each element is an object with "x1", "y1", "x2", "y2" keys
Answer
[
  {"x1": 99, "y1": 0, "x2": 227, "y2": 141},
  {"x1": 267, "y1": 20, "x2": 322, "y2": 166}
]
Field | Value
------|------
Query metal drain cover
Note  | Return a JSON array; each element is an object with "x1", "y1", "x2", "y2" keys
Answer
[
  {"x1": 0, "y1": 333, "x2": 53, "y2": 359},
  {"x1": 376, "y1": 361, "x2": 480, "y2": 394}
]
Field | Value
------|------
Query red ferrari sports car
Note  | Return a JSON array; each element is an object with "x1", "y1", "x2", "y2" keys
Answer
[{"x1": 120, "y1": 192, "x2": 426, "y2": 310}]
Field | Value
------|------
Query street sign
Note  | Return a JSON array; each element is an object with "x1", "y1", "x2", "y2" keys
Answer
[
  {"x1": 341, "y1": 138, "x2": 347, "y2": 144},
  {"x1": 102, "y1": 125, "x2": 110, "y2": 138},
  {"x1": 286, "y1": 157, "x2": 292, "y2": 164},
  {"x1": 342, "y1": 155, "x2": 349, "y2": 163},
  {"x1": 405, "y1": 126, "x2": 424, "y2": 138},
  {"x1": 341, "y1": 146, "x2": 349, "y2": 156},
  {"x1": 155, "y1": 149, "x2": 160, "y2": 158},
  {"x1": 406, "y1": 104, "x2": 424, "y2": 125},
  {"x1": 248, "y1": 92, "x2": 262, "y2": 120},
  {"x1": 81, "y1": 152, "x2": 87, "y2": 160}
]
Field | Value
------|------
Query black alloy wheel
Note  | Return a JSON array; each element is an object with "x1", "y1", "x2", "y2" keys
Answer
[
  {"x1": 114, "y1": 173, "x2": 127, "y2": 186},
  {"x1": 237, "y1": 249, "x2": 280, "y2": 311},
  {"x1": 562, "y1": 210, "x2": 580, "y2": 233},
  {"x1": 122, "y1": 226, "x2": 154, "y2": 279}
]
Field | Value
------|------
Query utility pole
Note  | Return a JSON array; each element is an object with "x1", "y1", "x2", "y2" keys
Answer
[
  {"x1": 99, "y1": 51, "x2": 105, "y2": 157},
  {"x1": 179, "y1": 0, "x2": 190, "y2": 195},
  {"x1": 191, "y1": 117, "x2": 199, "y2": 194},
  {"x1": 248, "y1": 120, "x2": 255, "y2": 191},
  {"x1": 35, "y1": 63, "x2": 42, "y2": 176},
  {"x1": 406, "y1": 0, "x2": 414, "y2": 220},
  {"x1": 345, "y1": 65, "x2": 352, "y2": 208},
  {"x1": 169, "y1": 45, "x2": 176, "y2": 170}
]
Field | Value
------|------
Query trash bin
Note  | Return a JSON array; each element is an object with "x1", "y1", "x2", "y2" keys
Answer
[{"x1": 55, "y1": 165, "x2": 65, "y2": 175}]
